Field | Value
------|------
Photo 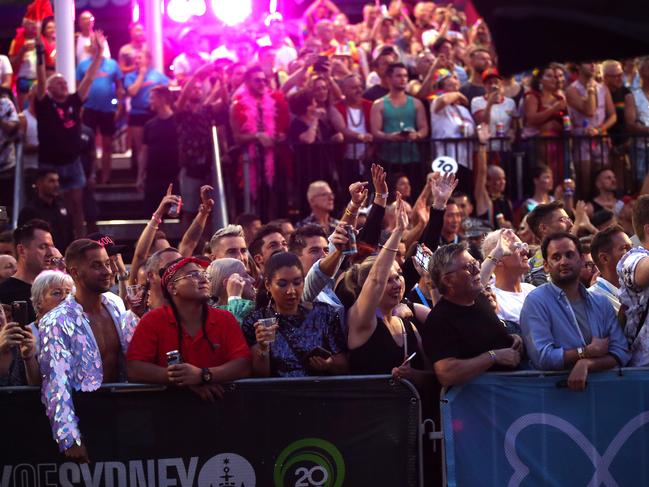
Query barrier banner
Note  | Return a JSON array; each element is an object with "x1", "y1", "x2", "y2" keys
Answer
[
  {"x1": 0, "y1": 376, "x2": 420, "y2": 487},
  {"x1": 441, "y1": 369, "x2": 649, "y2": 487}
]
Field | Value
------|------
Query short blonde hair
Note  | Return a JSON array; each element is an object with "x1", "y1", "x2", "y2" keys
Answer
[{"x1": 31, "y1": 270, "x2": 74, "y2": 315}]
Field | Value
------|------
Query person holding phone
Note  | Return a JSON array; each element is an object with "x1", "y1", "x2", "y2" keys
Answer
[
  {"x1": 345, "y1": 194, "x2": 429, "y2": 385},
  {"x1": 242, "y1": 252, "x2": 347, "y2": 377},
  {"x1": 0, "y1": 303, "x2": 39, "y2": 386}
]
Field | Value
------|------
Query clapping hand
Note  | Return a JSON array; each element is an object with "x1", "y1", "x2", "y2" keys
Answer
[
  {"x1": 395, "y1": 192, "x2": 409, "y2": 232},
  {"x1": 371, "y1": 163, "x2": 388, "y2": 198}
]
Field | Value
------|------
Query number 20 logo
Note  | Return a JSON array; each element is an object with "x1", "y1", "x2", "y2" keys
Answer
[{"x1": 274, "y1": 438, "x2": 345, "y2": 487}]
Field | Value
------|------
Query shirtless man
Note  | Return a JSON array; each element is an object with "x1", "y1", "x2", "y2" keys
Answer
[{"x1": 38, "y1": 239, "x2": 135, "y2": 463}]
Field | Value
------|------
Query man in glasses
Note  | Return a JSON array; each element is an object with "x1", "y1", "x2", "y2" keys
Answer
[
  {"x1": 39, "y1": 239, "x2": 134, "y2": 463},
  {"x1": 520, "y1": 232, "x2": 630, "y2": 391},
  {"x1": 481, "y1": 229, "x2": 534, "y2": 331},
  {"x1": 298, "y1": 181, "x2": 339, "y2": 235},
  {"x1": 422, "y1": 242, "x2": 522, "y2": 387},
  {"x1": 525, "y1": 201, "x2": 574, "y2": 286}
]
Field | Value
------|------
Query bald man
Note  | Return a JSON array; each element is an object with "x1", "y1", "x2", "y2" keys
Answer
[
  {"x1": 297, "y1": 181, "x2": 340, "y2": 235},
  {"x1": 35, "y1": 31, "x2": 105, "y2": 239}
]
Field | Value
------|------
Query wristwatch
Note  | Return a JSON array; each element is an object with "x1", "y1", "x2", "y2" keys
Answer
[
  {"x1": 201, "y1": 367, "x2": 212, "y2": 384},
  {"x1": 577, "y1": 347, "x2": 586, "y2": 360}
]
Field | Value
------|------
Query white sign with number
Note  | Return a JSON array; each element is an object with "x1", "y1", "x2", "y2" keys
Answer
[{"x1": 431, "y1": 156, "x2": 459, "y2": 175}]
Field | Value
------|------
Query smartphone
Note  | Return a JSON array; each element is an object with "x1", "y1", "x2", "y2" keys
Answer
[
  {"x1": 414, "y1": 245, "x2": 430, "y2": 271},
  {"x1": 308, "y1": 346, "x2": 332, "y2": 359},
  {"x1": 11, "y1": 301, "x2": 28, "y2": 328}
]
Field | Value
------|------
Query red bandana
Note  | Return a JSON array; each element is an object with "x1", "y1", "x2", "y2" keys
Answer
[{"x1": 160, "y1": 257, "x2": 208, "y2": 292}]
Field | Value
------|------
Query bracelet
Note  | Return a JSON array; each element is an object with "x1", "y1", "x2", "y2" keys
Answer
[
  {"x1": 117, "y1": 272, "x2": 130, "y2": 282},
  {"x1": 431, "y1": 204, "x2": 446, "y2": 211},
  {"x1": 228, "y1": 295, "x2": 241, "y2": 302},
  {"x1": 382, "y1": 246, "x2": 399, "y2": 252},
  {"x1": 151, "y1": 214, "x2": 162, "y2": 225},
  {"x1": 487, "y1": 350, "x2": 497, "y2": 362},
  {"x1": 376, "y1": 192, "x2": 388, "y2": 200},
  {"x1": 147, "y1": 222, "x2": 159, "y2": 230},
  {"x1": 344, "y1": 206, "x2": 358, "y2": 218}
]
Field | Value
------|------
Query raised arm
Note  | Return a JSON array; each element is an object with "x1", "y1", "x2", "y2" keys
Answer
[
  {"x1": 78, "y1": 32, "x2": 106, "y2": 101},
  {"x1": 178, "y1": 185, "x2": 214, "y2": 257},
  {"x1": 176, "y1": 63, "x2": 213, "y2": 111},
  {"x1": 347, "y1": 194, "x2": 408, "y2": 348},
  {"x1": 128, "y1": 185, "x2": 180, "y2": 285},
  {"x1": 35, "y1": 33, "x2": 47, "y2": 100},
  {"x1": 474, "y1": 123, "x2": 491, "y2": 218},
  {"x1": 356, "y1": 164, "x2": 388, "y2": 245}
]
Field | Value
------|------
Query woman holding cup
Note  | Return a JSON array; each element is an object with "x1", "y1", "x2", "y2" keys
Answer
[
  {"x1": 242, "y1": 252, "x2": 348, "y2": 377},
  {"x1": 207, "y1": 258, "x2": 256, "y2": 324}
]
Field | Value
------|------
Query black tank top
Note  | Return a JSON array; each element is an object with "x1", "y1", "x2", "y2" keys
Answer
[{"x1": 350, "y1": 317, "x2": 424, "y2": 374}]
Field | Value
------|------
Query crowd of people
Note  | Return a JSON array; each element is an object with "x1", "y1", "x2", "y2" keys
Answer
[
  {"x1": 1, "y1": 0, "x2": 649, "y2": 479},
  {"x1": 1, "y1": 0, "x2": 649, "y2": 230}
]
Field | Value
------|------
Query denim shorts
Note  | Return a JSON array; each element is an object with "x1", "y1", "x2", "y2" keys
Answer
[{"x1": 40, "y1": 158, "x2": 86, "y2": 191}]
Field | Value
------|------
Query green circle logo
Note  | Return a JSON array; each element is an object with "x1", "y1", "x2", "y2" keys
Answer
[{"x1": 273, "y1": 438, "x2": 345, "y2": 487}]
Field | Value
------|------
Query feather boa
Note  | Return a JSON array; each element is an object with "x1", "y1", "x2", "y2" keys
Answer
[{"x1": 231, "y1": 85, "x2": 277, "y2": 196}]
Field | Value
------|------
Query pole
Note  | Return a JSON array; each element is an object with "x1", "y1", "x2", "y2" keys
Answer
[
  {"x1": 144, "y1": 0, "x2": 164, "y2": 72},
  {"x1": 211, "y1": 126, "x2": 228, "y2": 230},
  {"x1": 11, "y1": 142, "x2": 24, "y2": 229},
  {"x1": 54, "y1": 0, "x2": 76, "y2": 91}
]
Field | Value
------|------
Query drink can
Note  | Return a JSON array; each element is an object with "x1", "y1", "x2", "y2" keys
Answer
[
  {"x1": 343, "y1": 224, "x2": 358, "y2": 255},
  {"x1": 166, "y1": 350, "x2": 182, "y2": 365},
  {"x1": 495, "y1": 122, "x2": 505, "y2": 137},
  {"x1": 563, "y1": 115, "x2": 572, "y2": 132},
  {"x1": 168, "y1": 198, "x2": 182, "y2": 218}
]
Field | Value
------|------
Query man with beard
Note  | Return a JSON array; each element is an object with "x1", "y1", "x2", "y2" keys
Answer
[
  {"x1": 423, "y1": 242, "x2": 522, "y2": 387},
  {"x1": 520, "y1": 232, "x2": 630, "y2": 391},
  {"x1": 249, "y1": 224, "x2": 289, "y2": 270},
  {"x1": 459, "y1": 48, "x2": 491, "y2": 104},
  {"x1": 38, "y1": 239, "x2": 135, "y2": 463},
  {"x1": 370, "y1": 62, "x2": 428, "y2": 169},
  {"x1": 0, "y1": 220, "x2": 53, "y2": 323}
]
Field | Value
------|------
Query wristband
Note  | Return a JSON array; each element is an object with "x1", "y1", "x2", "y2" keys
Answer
[
  {"x1": 382, "y1": 246, "x2": 399, "y2": 252},
  {"x1": 117, "y1": 272, "x2": 130, "y2": 282},
  {"x1": 228, "y1": 295, "x2": 241, "y2": 302},
  {"x1": 151, "y1": 214, "x2": 162, "y2": 225},
  {"x1": 487, "y1": 254, "x2": 501, "y2": 265},
  {"x1": 376, "y1": 192, "x2": 388, "y2": 200},
  {"x1": 488, "y1": 350, "x2": 497, "y2": 362},
  {"x1": 431, "y1": 203, "x2": 446, "y2": 211}
]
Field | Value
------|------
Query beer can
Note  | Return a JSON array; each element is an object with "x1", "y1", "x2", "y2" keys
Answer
[
  {"x1": 166, "y1": 350, "x2": 182, "y2": 365},
  {"x1": 496, "y1": 122, "x2": 505, "y2": 137},
  {"x1": 562, "y1": 115, "x2": 572, "y2": 132},
  {"x1": 343, "y1": 224, "x2": 358, "y2": 255},
  {"x1": 168, "y1": 198, "x2": 182, "y2": 218}
]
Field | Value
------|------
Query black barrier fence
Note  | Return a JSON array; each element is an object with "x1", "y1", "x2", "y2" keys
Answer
[
  {"x1": 234, "y1": 134, "x2": 649, "y2": 221},
  {"x1": 0, "y1": 376, "x2": 423, "y2": 487}
]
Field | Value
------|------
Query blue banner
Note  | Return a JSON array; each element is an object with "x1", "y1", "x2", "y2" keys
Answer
[{"x1": 441, "y1": 369, "x2": 649, "y2": 487}]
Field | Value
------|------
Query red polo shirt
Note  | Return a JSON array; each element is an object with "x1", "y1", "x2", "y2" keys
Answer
[{"x1": 127, "y1": 305, "x2": 251, "y2": 368}]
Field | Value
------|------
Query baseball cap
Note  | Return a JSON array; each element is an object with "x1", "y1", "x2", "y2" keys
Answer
[
  {"x1": 482, "y1": 68, "x2": 502, "y2": 83},
  {"x1": 86, "y1": 232, "x2": 128, "y2": 256}
]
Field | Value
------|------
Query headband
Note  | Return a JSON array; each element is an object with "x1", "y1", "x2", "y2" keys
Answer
[{"x1": 160, "y1": 257, "x2": 208, "y2": 292}]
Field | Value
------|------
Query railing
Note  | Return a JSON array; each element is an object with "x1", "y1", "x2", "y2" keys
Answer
[
  {"x1": 0, "y1": 376, "x2": 424, "y2": 487},
  {"x1": 232, "y1": 134, "x2": 649, "y2": 221}
]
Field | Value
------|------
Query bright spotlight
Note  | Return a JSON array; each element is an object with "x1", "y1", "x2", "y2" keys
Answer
[
  {"x1": 211, "y1": 0, "x2": 252, "y2": 26},
  {"x1": 167, "y1": 0, "x2": 206, "y2": 23}
]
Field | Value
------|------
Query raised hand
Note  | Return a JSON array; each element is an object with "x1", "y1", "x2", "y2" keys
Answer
[
  {"x1": 476, "y1": 123, "x2": 490, "y2": 145},
  {"x1": 199, "y1": 185, "x2": 214, "y2": 213},
  {"x1": 154, "y1": 183, "x2": 181, "y2": 219},
  {"x1": 349, "y1": 181, "x2": 368, "y2": 207},
  {"x1": 330, "y1": 224, "x2": 350, "y2": 251},
  {"x1": 430, "y1": 172, "x2": 458, "y2": 207},
  {"x1": 395, "y1": 192, "x2": 409, "y2": 232},
  {"x1": 226, "y1": 273, "x2": 245, "y2": 299},
  {"x1": 371, "y1": 163, "x2": 388, "y2": 197}
]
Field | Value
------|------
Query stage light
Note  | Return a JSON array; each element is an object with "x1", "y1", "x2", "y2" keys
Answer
[
  {"x1": 211, "y1": 0, "x2": 252, "y2": 26},
  {"x1": 167, "y1": 0, "x2": 206, "y2": 22},
  {"x1": 132, "y1": 2, "x2": 140, "y2": 22}
]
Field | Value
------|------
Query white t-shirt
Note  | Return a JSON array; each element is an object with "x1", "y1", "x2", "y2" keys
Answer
[
  {"x1": 494, "y1": 282, "x2": 535, "y2": 325},
  {"x1": 345, "y1": 107, "x2": 367, "y2": 160},
  {"x1": 172, "y1": 51, "x2": 210, "y2": 80},
  {"x1": 76, "y1": 33, "x2": 112, "y2": 64},
  {"x1": 0, "y1": 55, "x2": 13, "y2": 80},
  {"x1": 430, "y1": 100, "x2": 475, "y2": 168},
  {"x1": 471, "y1": 95, "x2": 516, "y2": 151}
]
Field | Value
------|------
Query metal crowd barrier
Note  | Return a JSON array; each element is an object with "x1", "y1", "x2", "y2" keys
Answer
[
  {"x1": 439, "y1": 368, "x2": 649, "y2": 487},
  {"x1": 0, "y1": 375, "x2": 424, "y2": 487},
  {"x1": 235, "y1": 134, "x2": 649, "y2": 220}
]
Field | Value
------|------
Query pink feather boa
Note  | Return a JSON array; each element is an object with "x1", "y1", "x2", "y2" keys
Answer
[{"x1": 231, "y1": 85, "x2": 277, "y2": 195}]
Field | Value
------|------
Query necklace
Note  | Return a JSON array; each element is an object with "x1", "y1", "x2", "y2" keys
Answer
[{"x1": 347, "y1": 106, "x2": 363, "y2": 128}]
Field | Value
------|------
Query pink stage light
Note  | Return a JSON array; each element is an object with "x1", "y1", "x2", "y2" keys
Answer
[
  {"x1": 167, "y1": 0, "x2": 206, "y2": 22},
  {"x1": 211, "y1": 0, "x2": 252, "y2": 26}
]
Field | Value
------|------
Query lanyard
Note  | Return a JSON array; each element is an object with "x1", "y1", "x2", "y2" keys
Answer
[{"x1": 414, "y1": 285, "x2": 430, "y2": 309}]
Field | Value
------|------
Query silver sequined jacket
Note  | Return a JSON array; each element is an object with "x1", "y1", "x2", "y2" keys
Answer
[{"x1": 38, "y1": 293, "x2": 137, "y2": 451}]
